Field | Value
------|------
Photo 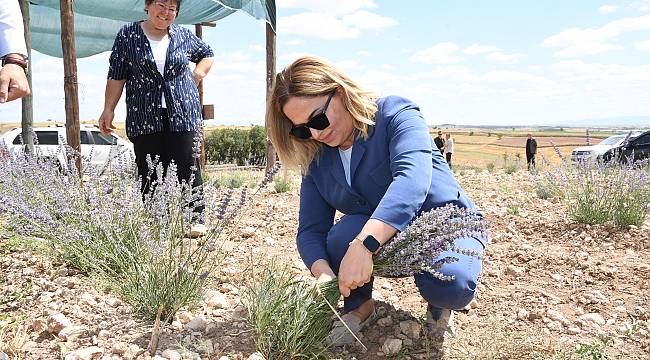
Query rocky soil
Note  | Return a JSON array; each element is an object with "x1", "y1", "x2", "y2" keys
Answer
[{"x1": 1, "y1": 169, "x2": 649, "y2": 359}]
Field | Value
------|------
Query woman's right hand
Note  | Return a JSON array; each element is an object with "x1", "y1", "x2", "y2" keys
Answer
[
  {"x1": 311, "y1": 259, "x2": 335, "y2": 281},
  {"x1": 98, "y1": 110, "x2": 116, "y2": 135}
]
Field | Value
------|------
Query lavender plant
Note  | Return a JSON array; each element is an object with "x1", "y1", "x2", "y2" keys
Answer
[
  {"x1": 539, "y1": 144, "x2": 650, "y2": 228},
  {"x1": 0, "y1": 140, "x2": 281, "y2": 321},
  {"x1": 242, "y1": 261, "x2": 340, "y2": 359}
]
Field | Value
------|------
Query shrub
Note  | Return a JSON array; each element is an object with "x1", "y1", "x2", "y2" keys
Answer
[
  {"x1": 215, "y1": 171, "x2": 256, "y2": 189},
  {"x1": 534, "y1": 181, "x2": 555, "y2": 200},
  {"x1": 242, "y1": 262, "x2": 338, "y2": 359},
  {"x1": 0, "y1": 144, "x2": 280, "y2": 321},
  {"x1": 486, "y1": 162, "x2": 496, "y2": 172},
  {"x1": 504, "y1": 163, "x2": 518, "y2": 174},
  {"x1": 506, "y1": 204, "x2": 520, "y2": 216},
  {"x1": 274, "y1": 174, "x2": 292, "y2": 193},
  {"x1": 469, "y1": 131, "x2": 474, "y2": 136},
  {"x1": 204, "y1": 126, "x2": 267, "y2": 166},
  {"x1": 541, "y1": 158, "x2": 650, "y2": 228}
]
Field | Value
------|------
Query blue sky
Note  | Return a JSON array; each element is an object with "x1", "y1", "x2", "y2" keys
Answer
[{"x1": 1, "y1": 0, "x2": 650, "y2": 126}]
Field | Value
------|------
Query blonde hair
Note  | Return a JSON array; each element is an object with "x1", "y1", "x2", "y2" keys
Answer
[{"x1": 266, "y1": 56, "x2": 378, "y2": 171}]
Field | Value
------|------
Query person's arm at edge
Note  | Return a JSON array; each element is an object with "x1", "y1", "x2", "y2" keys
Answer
[{"x1": 98, "y1": 80, "x2": 125, "y2": 135}]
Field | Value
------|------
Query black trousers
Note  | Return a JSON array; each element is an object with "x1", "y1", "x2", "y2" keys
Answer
[
  {"x1": 445, "y1": 152, "x2": 453, "y2": 167},
  {"x1": 130, "y1": 114, "x2": 204, "y2": 219},
  {"x1": 526, "y1": 152, "x2": 536, "y2": 170}
]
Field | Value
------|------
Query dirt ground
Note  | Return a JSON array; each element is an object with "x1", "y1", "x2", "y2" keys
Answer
[{"x1": 1, "y1": 169, "x2": 649, "y2": 359}]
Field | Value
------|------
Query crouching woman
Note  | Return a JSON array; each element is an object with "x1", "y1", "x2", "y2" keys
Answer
[{"x1": 266, "y1": 56, "x2": 486, "y2": 345}]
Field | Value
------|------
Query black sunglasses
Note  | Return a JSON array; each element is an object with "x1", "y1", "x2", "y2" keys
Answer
[{"x1": 289, "y1": 92, "x2": 335, "y2": 139}]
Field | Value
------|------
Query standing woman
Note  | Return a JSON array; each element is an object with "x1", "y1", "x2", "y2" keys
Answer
[
  {"x1": 98, "y1": 0, "x2": 213, "y2": 237},
  {"x1": 444, "y1": 133, "x2": 454, "y2": 168},
  {"x1": 266, "y1": 56, "x2": 485, "y2": 345}
]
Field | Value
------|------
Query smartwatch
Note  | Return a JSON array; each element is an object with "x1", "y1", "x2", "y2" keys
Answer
[{"x1": 355, "y1": 234, "x2": 381, "y2": 255}]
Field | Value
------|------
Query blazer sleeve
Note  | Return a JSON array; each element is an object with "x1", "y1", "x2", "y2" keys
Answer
[
  {"x1": 296, "y1": 171, "x2": 336, "y2": 270},
  {"x1": 371, "y1": 98, "x2": 433, "y2": 231}
]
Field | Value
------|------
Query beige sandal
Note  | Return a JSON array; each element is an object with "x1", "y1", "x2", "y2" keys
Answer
[{"x1": 326, "y1": 308, "x2": 378, "y2": 346}]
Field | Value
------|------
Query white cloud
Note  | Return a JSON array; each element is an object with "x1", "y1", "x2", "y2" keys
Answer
[
  {"x1": 462, "y1": 44, "x2": 523, "y2": 64},
  {"x1": 248, "y1": 44, "x2": 264, "y2": 52},
  {"x1": 486, "y1": 52, "x2": 525, "y2": 64},
  {"x1": 278, "y1": 10, "x2": 396, "y2": 40},
  {"x1": 542, "y1": 15, "x2": 650, "y2": 57},
  {"x1": 417, "y1": 66, "x2": 480, "y2": 83},
  {"x1": 599, "y1": 5, "x2": 618, "y2": 14},
  {"x1": 277, "y1": 0, "x2": 396, "y2": 40},
  {"x1": 277, "y1": 0, "x2": 377, "y2": 16},
  {"x1": 463, "y1": 44, "x2": 499, "y2": 55},
  {"x1": 409, "y1": 42, "x2": 464, "y2": 64},
  {"x1": 285, "y1": 38, "x2": 305, "y2": 46},
  {"x1": 635, "y1": 39, "x2": 650, "y2": 50},
  {"x1": 357, "y1": 69, "x2": 401, "y2": 91},
  {"x1": 341, "y1": 10, "x2": 398, "y2": 30},
  {"x1": 278, "y1": 13, "x2": 360, "y2": 39},
  {"x1": 550, "y1": 60, "x2": 650, "y2": 83},
  {"x1": 481, "y1": 70, "x2": 551, "y2": 84},
  {"x1": 277, "y1": 51, "x2": 318, "y2": 65},
  {"x1": 335, "y1": 60, "x2": 363, "y2": 71}
]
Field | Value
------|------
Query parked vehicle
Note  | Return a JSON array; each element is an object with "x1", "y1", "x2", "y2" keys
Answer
[
  {"x1": 570, "y1": 133, "x2": 640, "y2": 162},
  {"x1": 601, "y1": 130, "x2": 650, "y2": 164},
  {"x1": 0, "y1": 125, "x2": 134, "y2": 173}
]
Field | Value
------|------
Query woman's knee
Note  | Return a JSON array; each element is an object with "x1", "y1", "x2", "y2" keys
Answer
[
  {"x1": 414, "y1": 236, "x2": 484, "y2": 310},
  {"x1": 416, "y1": 271, "x2": 478, "y2": 310}
]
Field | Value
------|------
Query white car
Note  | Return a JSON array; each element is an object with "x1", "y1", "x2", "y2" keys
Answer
[
  {"x1": 0, "y1": 125, "x2": 134, "y2": 173},
  {"x1": 570, "y1": 133, "x2": 640, "y2": 162}
]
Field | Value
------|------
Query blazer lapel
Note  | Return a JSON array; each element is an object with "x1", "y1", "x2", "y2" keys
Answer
[
  {"x1": 328, "y1": 147, "x2": 350, "y2": 191},
  {"x1": 349, "y1": 138, "x2": 366, "y2": 184}
]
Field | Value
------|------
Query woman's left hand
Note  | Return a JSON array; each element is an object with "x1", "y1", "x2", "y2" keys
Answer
[{"x1": 338, "y1": 240, "x2": 373, "y2": 297}]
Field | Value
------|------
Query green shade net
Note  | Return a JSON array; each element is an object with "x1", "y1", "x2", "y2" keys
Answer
[{"x1": 29, "y1": 0, "x2": 276, "y2": 58}]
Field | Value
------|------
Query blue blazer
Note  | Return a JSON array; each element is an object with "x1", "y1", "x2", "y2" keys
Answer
[{"x1": 297, "y1": 96, "x2": 477, "y2": 269}]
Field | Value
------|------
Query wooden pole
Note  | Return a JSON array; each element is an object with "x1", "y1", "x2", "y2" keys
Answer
[
  {"x1": 19, "y1": 0, "x2": 33, "y2": 154},
  {"x1": 264, "y1": 22, "x2": 276, "y2": 173},
  {"x1": 60, "y1": 0, "x2": 81, "y2": 173},
  {"x1": 195, "y1": 23, "x2": 206, "y2": 168}
]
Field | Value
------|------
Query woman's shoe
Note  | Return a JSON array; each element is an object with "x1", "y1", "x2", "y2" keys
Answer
[
  {"x1": 326, "y1": 307, "x2": 378, "y2": 346},
  {"x1": 189, "y1": 223, "x2": 207, "y2": 238},
  {"x1": 425, "y1": 307, "x2": 455, "y2": 339}
]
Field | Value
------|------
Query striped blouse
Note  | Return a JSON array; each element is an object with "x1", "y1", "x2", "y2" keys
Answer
[{"x1": 107, "y1": 22, "x2": 214, "y2": 139}]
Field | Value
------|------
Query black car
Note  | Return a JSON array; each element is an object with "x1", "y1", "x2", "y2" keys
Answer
[{"x1": 601, "y1": 130, "x2": 650, "y2": 163}]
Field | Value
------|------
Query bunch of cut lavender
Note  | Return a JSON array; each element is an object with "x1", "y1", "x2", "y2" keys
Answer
[{"x1": 372, "y1": 203, "x2": 487, "y2": 280}]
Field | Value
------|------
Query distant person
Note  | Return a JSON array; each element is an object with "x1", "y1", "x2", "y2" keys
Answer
[
  {"x1": 98, "y1": 0, "x2": 214, "y2": 237},
  {"x1": 525, "y1": 133, "x2": 537, "y2": 170},
  {"x1": 434, "y1": 130, "x2": 445, "y2": 155},
  {"x1": 0, "y1": 0, "x2": 30, "y2": 103},
  {"x1": 444, "y1": 133, "x2": 454, "y2": 167}
]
